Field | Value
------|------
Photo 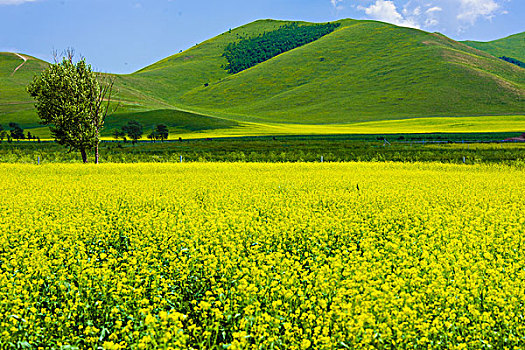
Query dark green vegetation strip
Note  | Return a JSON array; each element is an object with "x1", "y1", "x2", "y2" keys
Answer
[
  {"x1": 222, "y1": 22, "x2": 340, "y2": 74},
  {"x1": 499, "y1": 56, "x2": 524, "y2": 68},
  {"x1": 2, "y1": 134, "x2": 525, "y2": 165}
]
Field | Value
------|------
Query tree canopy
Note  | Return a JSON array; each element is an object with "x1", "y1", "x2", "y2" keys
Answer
[
  {"x1": 122, "y1": 120, "x2": 144, "y2": 144},
  {"x1": 8, "y1": 122, "x2": 25, "y2": 141},
  {"x1": 155, "y1": 124, "x2": 169, "y2": 142},
  {"x1": 27, "y1": 53, "x2": 113, "y2": 163}
]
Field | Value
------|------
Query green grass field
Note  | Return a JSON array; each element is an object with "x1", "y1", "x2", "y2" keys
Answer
[
  {"x1": 159, "y1": 114, "x2": 525, "y2": 140},
  {"x1": 12, "y1": 115, "x2": 525, "y2": 141}
]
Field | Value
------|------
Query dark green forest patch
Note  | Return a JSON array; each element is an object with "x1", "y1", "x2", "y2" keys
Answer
[{"x1": 222, "y1": 22, "x2": 340, "y2": 74}]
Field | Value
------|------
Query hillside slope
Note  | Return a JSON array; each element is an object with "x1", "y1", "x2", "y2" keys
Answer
[
  {"x1": 0, "y1": 52, "x2": 162, "y2": 128},
  {"x1": 172, "y1": 20, "x2": 524, "y2": 123},
  {"x1": 462, "y1": 32, "x2": 525, "y2": 62},
  {"x1": 0, "y1": 52, "x2": 225, "y2": 135},
  {"x1": 120, "y1": 20, "x2": 299, "y2": 103},
  {"x1": 0, "y1": 52, "x2": 49, "y2": 127}
]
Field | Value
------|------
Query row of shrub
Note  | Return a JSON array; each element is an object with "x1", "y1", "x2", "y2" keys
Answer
[{"x1": 2, "y1": 140, "x2": 525, "y2": 165}]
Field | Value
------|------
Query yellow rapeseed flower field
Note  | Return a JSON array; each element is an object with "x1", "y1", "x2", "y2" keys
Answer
[{"x1": 0, "y1": 162, "x2": 524, "y2": 349}]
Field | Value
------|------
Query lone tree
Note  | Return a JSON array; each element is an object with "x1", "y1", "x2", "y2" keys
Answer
[
  {"x1": 154, "y1": 124, "x2": 169, "y2": 142},
  {"x1": 122, "y1": 120, "x2": 143, "y2": 144},
  {"x1": 9, "y1": 122, "x2": 25, "y2": 141},
  {"x1": 27, "y1": 50, "x2": 114, "y2": 163}
]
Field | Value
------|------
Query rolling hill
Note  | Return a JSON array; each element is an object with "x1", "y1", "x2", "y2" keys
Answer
[
  {"x1": 174, "y1": 20, "x2": 523, "y2": 123},
  {"x1": 462, "y1": 32, "x2": 525, "y2": 63},
  {"x1": 1, "y1": 19, "x2": 524, "y2": 139},
  {"x1": 0, "y1": 52, "x2": 49, "y2": 128},
  {"x1": 115, "y1": 19, "x2": 525, "y2": 127},
  {"x1": 0, "y1": 52, "x2": 224, "y2": 137}
]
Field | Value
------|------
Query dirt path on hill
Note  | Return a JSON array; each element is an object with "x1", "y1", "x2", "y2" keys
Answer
[{"x1": 11, "y1": 53, "x2": 28, "y2": 75}]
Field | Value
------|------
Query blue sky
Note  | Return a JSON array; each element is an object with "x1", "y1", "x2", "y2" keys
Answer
[{"x1": 0, "y1": 0, "x2": 523, "y2": 73}]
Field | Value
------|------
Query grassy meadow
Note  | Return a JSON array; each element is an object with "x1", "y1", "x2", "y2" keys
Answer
[
  {"x1": 1, "y1": 162, "x2": 524, "y2": 349},
  {"x1": 3, "y1": 114, "x2": 525, "y2": 142},
  {"x1": 178, "y1": 21, "x2": 524, "y2": 124}
]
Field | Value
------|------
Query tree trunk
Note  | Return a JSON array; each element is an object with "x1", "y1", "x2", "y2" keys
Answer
[
  {"x1": 95, "y1": 143, "x2": 99, "y2": 164},
  {"x1": 80, "y1": 148, "x2": 88, "y2": 163}
]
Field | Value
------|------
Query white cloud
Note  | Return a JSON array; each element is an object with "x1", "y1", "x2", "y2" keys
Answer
[
  {"x1": 426, "y1": 6, "x2": 442, "y2": 14},
  {"x1": 330, "y1": 0, "x2": 344, "y2": 11},
  {"x1": 358, "y1": 0, "x2": 420, "y2": 28},
  {"x1": 424, "y1": 18, "x2": 439, "y2": 26},
  {"x1": 402, "y1": 5, "x2": 421, "y2": 16},
  {"x1": 456, "y1": 0, "x2": 499, "y2": 24},
  {"x1": 356, "y1": 0, "x2": 505, "y2": 33},
  {"x1": 0, "y1": 0, "x2": 37, "y2": 4},
  {"x1": 422, "y1": 5, "x2": 442, "y2": 27}
]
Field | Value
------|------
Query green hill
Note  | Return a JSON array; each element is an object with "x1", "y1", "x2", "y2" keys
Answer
[
  {"x1": 124, "y1": 20, "x2": 295, "y2": 103},
  {"x1": 462, "y1": 32, "x2": 525, "y2": 63},
  {"x1": 0, "y1": 52, "x2": 228, "y2": 136},
  {"x1": 120, "y1": 19, "x2": 524, "y2": 124},
  {"x1": 1, "y1": 19, "x2": 524, "y2": 139},
  {"x1": 0, "y1": 52, "x2": 49, "y2": 127},
  {"x1": 173, "y1": 20, "x2": 524, "y2": 123}
]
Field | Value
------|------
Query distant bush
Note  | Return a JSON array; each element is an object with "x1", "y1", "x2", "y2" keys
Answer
[
  {"x1": 499, "y1": 56, "x2": 524, "y2": 68},
  {"x1": 223, "y1": 22, "x2": 340, "y2": 74}
]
